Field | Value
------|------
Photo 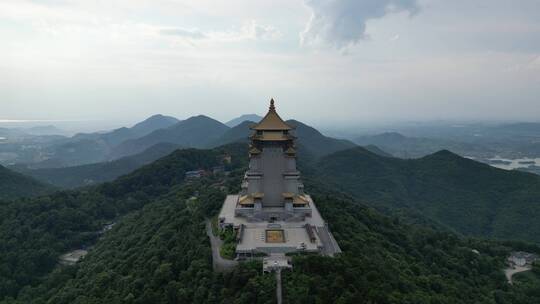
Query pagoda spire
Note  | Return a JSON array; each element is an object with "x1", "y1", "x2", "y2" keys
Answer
[{"x1": 251, "y1": 98, "x2": 294, "y2": 131}]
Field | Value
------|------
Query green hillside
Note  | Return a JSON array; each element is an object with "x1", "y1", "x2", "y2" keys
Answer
[
  {"x1": 7, "y1": 162, "x2": 540, "y2": 304},
  {"x1": 2, "y1": 144, "x2": 540, "y2": 303},
  {"x1": 0, "y1": 165, "x2": 54, "y2": 200},
  {"x1": 0, "y1": 144, "x2": 245, "y2": 300},
  {"x1": 314, "y1": 147, "x2": 540, "y2": 243}
]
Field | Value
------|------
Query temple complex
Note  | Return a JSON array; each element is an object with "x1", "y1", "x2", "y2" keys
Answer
[{"x1": 218, "y1": 99, "x2": 341, "y2": 260}]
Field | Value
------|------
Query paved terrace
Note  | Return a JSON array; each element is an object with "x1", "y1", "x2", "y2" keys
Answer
[{"x1": 219, "y1": 195, "x2": 340, "y2": 255}]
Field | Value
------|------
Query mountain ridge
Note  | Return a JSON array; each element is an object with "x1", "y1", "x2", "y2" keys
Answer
[
  {"x1": 0, "y1": 165, "x2": 54, "y2": 200},
  {"x1": 313, "y1": 146, "x2": 540, "y2": 243}
]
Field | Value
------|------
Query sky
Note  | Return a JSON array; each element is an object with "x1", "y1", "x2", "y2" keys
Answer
[{"x1": 1, "y1": 0, "x2": 540, "y2": 128}]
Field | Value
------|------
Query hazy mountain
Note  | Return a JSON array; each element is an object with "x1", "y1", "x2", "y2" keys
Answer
[
  {"x1": 13, "y1": 143, "x2": 182, "y2": 189},
  {"x1": 130, "y1": 114, "x2": 180, "y2": 135},
  {"x1": 363, "y1": 144, "x2": 393, "y2": 157},
  {"x1": 73, "y1": 114, "x2": 179, "y2": 147},
  {"x1": 14, "y1": 119, "x2": 358, "y2": 187},
  {"x1": 23, "y1": 125, "x2": 68, "y2": 136},
  {"x1": 209, "y1": 120, "x2": 254, "y2": 147},
  {"x1": 287, "y1": 119, "x2": 357, "y2": 158},
  {"x1": 30, "y1": 115, "x2": 180, "y2": 168},
  {"x1": 314, "y1": 147, "x2": 540, "y2": 243},
  {"x1": 354, "y1": 132, "x2": 491, "y2": 158},
  {"x1": 225, "y1": 114, "x2": 262, "y2": 127},
  {"x1": 0, "y1": 165, "x2": 54, "y2": 200},
  {"x1": 109, "y1": 115, "x2": 230, "y2": 159},
  {"x1": 0, "y1": 127, "x2": 26, "y2": 138},
  {"x1": 36, "y1": 138, "x2": 111, "y2": 168},
  {"x1": 209, "y1": 119, "x2": 357, "y2": 159}
]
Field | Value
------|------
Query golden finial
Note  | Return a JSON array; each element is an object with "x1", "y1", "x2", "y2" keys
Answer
[{"x1": 270, "y1": 98, "x2": 275, "y2": 111}]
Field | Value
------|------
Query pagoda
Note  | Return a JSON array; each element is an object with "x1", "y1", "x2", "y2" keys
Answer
[{"x1": 218, "y1": 99, "x2": 341, "y2": 259}]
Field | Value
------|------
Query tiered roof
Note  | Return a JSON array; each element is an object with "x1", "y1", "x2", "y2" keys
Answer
[{"x1": 251, "y1": 99, "x2": 294, "y2": 131}]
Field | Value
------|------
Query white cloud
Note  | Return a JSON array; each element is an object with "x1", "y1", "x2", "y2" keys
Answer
[
  {"x1": 529, "y1": 55, "x2": 540, "y2": 70},
  {"x1": 159, "y1": 28, "x2": 207, "y2": 40},
  {"x1": 158, "y1": 20, "x2": 281, "y2": 43},
  {"x1": 301, "y1": 0, "x2": 419, "y2": 48}
]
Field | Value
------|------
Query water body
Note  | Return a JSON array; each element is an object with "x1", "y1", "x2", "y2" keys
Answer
[{"x1": 486, "y1": 157, "x2": 540, "y2": 170}]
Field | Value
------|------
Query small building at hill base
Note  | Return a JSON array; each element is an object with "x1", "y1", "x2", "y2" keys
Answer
[{"x1": 508, "y1": 251, "x2": 538, "y2": 267}]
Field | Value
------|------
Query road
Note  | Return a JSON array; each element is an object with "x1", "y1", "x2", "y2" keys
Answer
[
  {"x1": 504, "y1": 265, "x2": 531, "y2": 284},
  {"x1": 276, "y1": 269, "x2": 282, "y2": 304},
  {"x1": 205, "y1": 221, "x2": 238, "y2": 272}
]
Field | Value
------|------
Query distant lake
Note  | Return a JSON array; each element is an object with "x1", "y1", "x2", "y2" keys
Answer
[{"x1": 487, "y1": 157, "x2": 540, "y2": 170}]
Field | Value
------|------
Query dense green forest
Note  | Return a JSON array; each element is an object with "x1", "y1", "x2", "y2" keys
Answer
[
  {"x1": 0, "y1": 165, "x2": 54, "y2": 200},
  {"x1": 0, "y1": 144, "x2": 246, "y2": 301},
  {"x1": 313, "y1": 147, "x2": 540, "y2": 243},
  {"x1": 6, "y1": 168, "x2": 540, "y2": 303},
  {"x1": 1, "y1": 144, "x2": 540, "y2": 303}
]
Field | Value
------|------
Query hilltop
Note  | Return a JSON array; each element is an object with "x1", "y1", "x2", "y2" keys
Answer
[
  {"x1": 109, "y1": 115, "x2": 230, "y2": 159},
  {"x1": 225, "y1": 114, "x2": 263, "y2": 127}
]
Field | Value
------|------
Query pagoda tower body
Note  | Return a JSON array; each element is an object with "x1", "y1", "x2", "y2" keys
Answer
[
  {"x1": 236, "y1": 99, "x2": 311, "y2": 221},
  {"x1": 218, "y1": 99, "x2": 341, "y2": 258}
]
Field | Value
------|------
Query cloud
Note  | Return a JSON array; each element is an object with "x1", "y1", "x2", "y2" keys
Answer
[
  {"x1": 158, "y1": 20, "x2": 281, "y2": 43},
  {"x1": 301, "y1": 0, "x2": 419, "y2": 48},
  {"x1": 530, "y1": 55, "x2": 540, "y2": 70},
  {"x1": 159, "y1": 28, "x2": 207, "y2": 40},
  {"x1": 242, "y1": 20, "x2": 282, "y2": 40}
]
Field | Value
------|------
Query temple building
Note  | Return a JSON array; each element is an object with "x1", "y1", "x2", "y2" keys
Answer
[{"x1": 218, "y1": 99, "x2": 341, "y2": 259}]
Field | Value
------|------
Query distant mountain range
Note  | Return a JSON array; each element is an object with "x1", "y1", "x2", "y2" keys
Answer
[
  {"x1": 108, "y1": 115, "x2": 230, "y2": 159},
  {"x1": 354, "y1": 132, "x2": 492, "y2": 158},
  {"x1": 225, "y1": 114, "x2": 262, "y2": 127},
  {"x1": 23, "y1": 125, "x2": 68, "y2": 136},
  {"x1": 15, "y1": 116, "x2": 362, "y2": 188},
  {"x1": 28, "y1": 115, "x2": 180, "y2": 168},
  {"x1": 12, "y1": 143, "x2": 182, "y2": 189},
  {"x1": 0, "y1": 165, "x2": 54, "y2": 200}
]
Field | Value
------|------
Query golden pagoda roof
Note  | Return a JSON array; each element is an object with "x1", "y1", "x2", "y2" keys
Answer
[
  {"x1": 238, "y1": 192, "x2": 264, "y2": 205},
  {"x1": 293, "y1": 194, "x2": 310, "y2": 204},
  {"x1": 238, "y1": 195, "x2": 254, "y2": 205},
  {"x1": 285, "y1": 147, "x2": 296, "y2": 155},
  {"x1": 249, "y1": 146, "x2": 261, "y2": 154},
  {"x1": 282, "y1": 193, "x2": 310, "y2": 205},
  {"x1": 251, "y1": 99, "x2": 294, "y2": 131}
]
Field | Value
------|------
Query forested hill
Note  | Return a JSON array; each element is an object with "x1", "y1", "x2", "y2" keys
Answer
[
  {"x1": 0, "y1": 165, "x2": 54, "y2": 200},
  {"x1": 0, "y1": 143, "x2": 247, "y2": 301},
  {"x1": 6, "y1": 152, "x2": 540, "y2": 303},
  {"x1": 314, "y1": 147, "x2": 540, "y2": 243},
  {"x1": 109, "y1": 115, "x2": 230, "y2": 159}
]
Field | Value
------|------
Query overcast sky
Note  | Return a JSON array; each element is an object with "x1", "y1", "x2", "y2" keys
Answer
[{"x1": 1, "y1": 0, "x2": 540, "y2": 127}]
